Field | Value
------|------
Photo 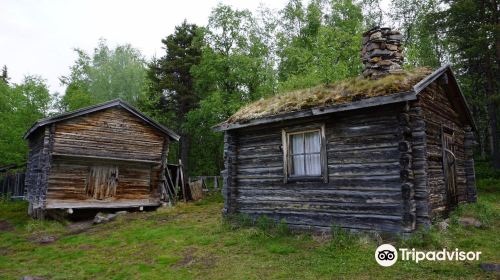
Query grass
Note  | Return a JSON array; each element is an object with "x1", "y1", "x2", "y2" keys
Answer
[
  {"x1": 0, "y1": 176, "x2": 499, "y2": 279},
  {"x1": 228, "y1": 67, "x2": 432, "y2": 123}
]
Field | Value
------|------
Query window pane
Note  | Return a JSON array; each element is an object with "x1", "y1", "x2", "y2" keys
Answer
[
  {"x1": 304, "y1": 131, "x2": 320, "y2": 153},
  {"x1": 305, "y1": 154, "x2": 321, "y2": 175},
  {"x1": 291, "y1": 134, "x2": 304, "y2": 154},
  {"x1": 291, "y1": 155, "x2": 305, "y2": 175}
]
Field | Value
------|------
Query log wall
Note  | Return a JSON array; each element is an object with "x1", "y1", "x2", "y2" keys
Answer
[
  {"x1": 25, "y1": 125, "x2": 53, "y2": 216},
  {"x1": 52, "y1": 107, "x2": 165, "y2": 161},
  {"x1": 408, "y1": 105, "x2": 431, "y2": 227},
  {"x1": 224, "y1": 104, "x2": 413, "y2": 233},
  {"x1": 26, "y1": 107, "x2": 168, "y2": 211},
  {"x1": 417, "y1": 83, "x2": 471, "y2": 218}
]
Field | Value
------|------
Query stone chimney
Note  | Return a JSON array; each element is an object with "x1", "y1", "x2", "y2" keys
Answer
[{"x1": 361, "y1": 27, "x2": 404, "y2": 79}]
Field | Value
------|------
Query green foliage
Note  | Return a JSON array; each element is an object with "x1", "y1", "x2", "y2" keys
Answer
[
  {"x1": 450, "y1": 200, "x2": 498, "y2": 228},
  {"x1": 330, "y1": 224, "x2": 357, "y2": 249},
  {"x1": 140, "y1": 21, "x2": 203, "y2": 170},
  {"x1": 399, "y1": 225, "x2": 446, "y2": 249},
  {"x1": 475, "y1": 160, "x2": 500, "y2": 181},
  {"x1": 183, "y1": 92, "x2": 238, "y2": 175},
  {"x1": 277, "y1": 0, "x2": 363, "y2": 91},
  {"x1": 59, "y1": 39, "x2": 147, "y2": 111},
  {"x1": 0, "y1": 76, "x2": 51, "y2": 166},
  {"x1": 389, "y1": 0, "x2": 443, "y2": 68},
  {"x1": 256, "y1": 215, "x2": 273, "y2": 231}
]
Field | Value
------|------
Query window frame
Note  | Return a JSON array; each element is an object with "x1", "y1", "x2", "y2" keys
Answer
[{"x1": 282, "y1": 124, "x2": 328, "y2": 183}]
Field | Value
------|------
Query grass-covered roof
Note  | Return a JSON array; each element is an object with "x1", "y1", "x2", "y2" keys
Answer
[{"x1": 227, "y1": 67, "x2": 432, "y2": 123}]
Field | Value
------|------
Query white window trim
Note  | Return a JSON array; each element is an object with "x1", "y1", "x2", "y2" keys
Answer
[{"x1": 282, "y1": 124, "x2": 328, "y2": 183}]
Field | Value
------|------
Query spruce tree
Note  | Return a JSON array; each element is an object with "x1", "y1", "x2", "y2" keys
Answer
[{"x1": 148, "y1": 20, "x2": 203, "y2": 173}]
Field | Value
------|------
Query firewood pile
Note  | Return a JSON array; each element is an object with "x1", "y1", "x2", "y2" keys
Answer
[{"x1": 361, "y1": 26, "x2": 404, "y2": 79}]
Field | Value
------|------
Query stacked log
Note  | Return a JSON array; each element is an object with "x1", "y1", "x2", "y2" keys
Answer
[{"x1": 361, "y1": 26, "x2": 404, "y2": 79}]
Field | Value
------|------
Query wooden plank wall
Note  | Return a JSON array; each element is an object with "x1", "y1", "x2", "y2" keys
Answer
[
  {"x1": 418, "y1": 83, "x2": 468, "y2": 217},
  {"x1": 52, "y1": 107, "x2": 165, "y2": 162},
  {"x1": 26, "y1": 107, "x2": 168, "y2": 209},
  {"x1": 225, "y1": 104, "x2": 409, "y2": 232},
  {"x1": 46, "y1": 158, "x2": 159, "y2": 203}
]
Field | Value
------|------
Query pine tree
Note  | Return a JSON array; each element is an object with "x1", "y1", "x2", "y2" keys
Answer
[
  {"x1": 147, "y1": 20, "x2": 203, "y2": 172},
  {"x1": 0, "y1": 65, "x2": 9, "y2": 84}
]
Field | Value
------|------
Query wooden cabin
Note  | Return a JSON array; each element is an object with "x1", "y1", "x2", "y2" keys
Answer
[
  {"x1": 215, "y1": 28, "x2": 477, "y2": 233},
  {"x1": 215, "y1": 64, "x2": 477, "y2": 234},
  {"x1": 23, "y1": 99, "x2": 179, "y2": 218}
]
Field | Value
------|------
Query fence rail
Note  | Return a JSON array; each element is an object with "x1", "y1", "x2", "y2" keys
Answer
[{"x1": 0, "y1": 172, "x2": 26, "y2": 198}]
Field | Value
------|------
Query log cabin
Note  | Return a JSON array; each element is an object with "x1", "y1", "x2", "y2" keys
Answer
[
  {"x1": 23, "y1": 99, "x2": 179, "y2": 218},
  {"x1": 214, "y1": 27, "x2": 477, "y2": 234}
]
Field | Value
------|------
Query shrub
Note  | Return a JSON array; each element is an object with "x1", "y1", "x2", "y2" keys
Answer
[
  {"x1": 399, "y1": 225, "x2": 446, "y2": 249},
  {"x1": 256, "y1": 215, "x2": 273, "y2": 231},
  {"x1": 224, "y1": 214, "x2": 291, "y2": 237},
  {"x1": 330, "y1": 224, "x2": 356, "y2": 248}
]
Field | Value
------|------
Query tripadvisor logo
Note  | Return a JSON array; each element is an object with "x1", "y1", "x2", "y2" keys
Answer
[
  {"x1": 375, "y1": 244, "x2": 482, "y2": 267},
  {"x1": 375, "y1": 244, "x2": 398, "y2": 267}
]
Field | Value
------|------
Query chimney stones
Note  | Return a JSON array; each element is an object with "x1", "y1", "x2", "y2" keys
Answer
[{"x1": 361, "y1": 27, "x2": 404, "y2": 79}]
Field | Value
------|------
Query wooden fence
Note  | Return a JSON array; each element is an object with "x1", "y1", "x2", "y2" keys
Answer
[{"x1": 0, "y1": 172, "x2": 26, "y2": 199}]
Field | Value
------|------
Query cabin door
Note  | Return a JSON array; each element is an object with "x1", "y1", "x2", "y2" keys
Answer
[
  {"x1": 86, "y1": 166, "x2": 119, "y2": 200},
  {"x1": 442, "y1": 131, "x2": 458, "y2": 209}
]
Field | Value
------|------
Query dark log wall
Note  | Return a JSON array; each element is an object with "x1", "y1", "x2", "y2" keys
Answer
[
  {"x1": 418, "y1": 83, "x2": 470, "y2": 218},
  {"x1": 39, "y1": 107, "x2": 167, "y2": 209},
  {"x1": 409, "y1": 105, "x2": 431, "y2": 227},
  {"x1": 25, "y1": 126, "x2": 52, "y2": 213},
  {"x1": 225, "y1": 104, "x2": 414, "y2": 233}
]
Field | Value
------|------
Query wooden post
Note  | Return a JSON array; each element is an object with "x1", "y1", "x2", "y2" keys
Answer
[
  {"x1": 179, "y1": 159, "x2": 187, "y2": 202},
  {"x1": 464, "y1": 126, "x2": 477, "y2": 202},
  {"x1": 165, "y1": 167, "x2": 176, "y2": 203},
  {"x1": 213, "y1": 176, "x2": 219, "y2": 189}
]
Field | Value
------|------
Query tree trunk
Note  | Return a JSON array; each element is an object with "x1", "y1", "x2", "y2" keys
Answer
[
  {"x1": 180, "y1": 133, "x2": 190, "y2": 176},
  {"x1": 485, "y1": 58, "x2": 500, "y2": 168},
  {"x1": 489, "y1": 103, "x2": 500, "y2": 168},
  {"x1": 491, "y1": 0, "x2": 500, "y2": 168}
]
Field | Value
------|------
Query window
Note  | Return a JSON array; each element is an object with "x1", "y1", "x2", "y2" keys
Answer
[{"x1": 282, "y1": 125, "x2": 327, "y2": 182}]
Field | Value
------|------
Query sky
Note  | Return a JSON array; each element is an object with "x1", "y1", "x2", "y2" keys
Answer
[{"x1": 0, "y1": 0, "x2": 289, "y2": 94}]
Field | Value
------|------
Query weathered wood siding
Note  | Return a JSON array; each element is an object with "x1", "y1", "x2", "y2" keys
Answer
[
  {"x1": 25, "y1": 125, "x2": 54, "y2": 213},
  {"x1": 45, "y1": 158, "x2": 161, "y2": 208},
  {"x1": 52, "y1": 107, "x2": 165, "y2": 161},
  {"x1": 42, "y1": 107, "x2": 167, "y2": 208},
  {"x1": 418, "y1": 83, "x2": 470, "y2": 217},
  {"x1": 225, "y1": 104, "x2": 413, "y2": 233},
  {"x1": 408, "y1": 105, "x2": 431, "y2": 227}
]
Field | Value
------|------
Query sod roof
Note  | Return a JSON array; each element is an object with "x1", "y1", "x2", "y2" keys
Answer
[{"x1": 227, "y1": 67, "x2": 433, "y2": 124}]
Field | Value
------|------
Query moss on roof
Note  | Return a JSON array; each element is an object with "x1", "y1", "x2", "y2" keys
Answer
[{"x1": 227, "y1": 67, "x2": 433, "y2": 123}]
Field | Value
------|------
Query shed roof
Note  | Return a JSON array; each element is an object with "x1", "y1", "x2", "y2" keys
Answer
[
  {"x1": 215, "y1": 64, "x2": 476, "y2": 131},
  {"x1": 24, "y1": 99, "x2": 180, "y2": 141}
]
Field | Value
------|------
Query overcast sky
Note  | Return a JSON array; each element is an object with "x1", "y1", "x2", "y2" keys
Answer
[{"x1": 0, "y1": 0, "x2": 289, "y2": 94}]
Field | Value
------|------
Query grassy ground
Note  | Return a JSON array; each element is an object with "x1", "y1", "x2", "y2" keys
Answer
[{"x1": 0, "y1": 173, "x2": 498, "y2": 279}]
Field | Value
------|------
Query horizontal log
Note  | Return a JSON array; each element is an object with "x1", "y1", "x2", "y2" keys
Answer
[{"x1": 238, "y1": 210, "x2": 403, "y2": 232}]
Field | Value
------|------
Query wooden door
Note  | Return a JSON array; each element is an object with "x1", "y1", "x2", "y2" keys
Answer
[
  {"x1": 442, "y1": 131, "x2": 458, "y2": 209},
  {"x1": 86, "y1": 166, "x2": 119, "y2": 200}
]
